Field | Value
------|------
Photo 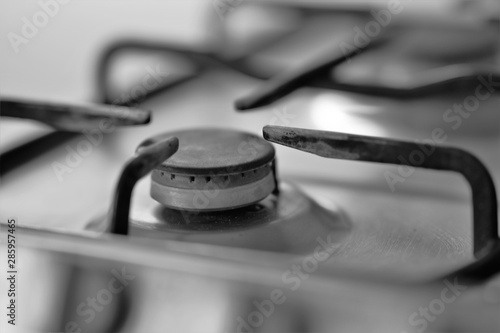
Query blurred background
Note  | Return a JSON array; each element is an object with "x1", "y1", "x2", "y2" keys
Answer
[{"x1": 1, "y1": 1, "x2": 499, "y2": 332}]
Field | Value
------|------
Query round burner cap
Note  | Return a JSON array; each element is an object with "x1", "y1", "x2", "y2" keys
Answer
[{"x1": 138, "y1": 128, "x2": 277, "y2": 211}]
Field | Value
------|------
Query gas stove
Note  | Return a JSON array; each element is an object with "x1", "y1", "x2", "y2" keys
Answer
[{"x1": 1, "y1": 1, "x2": 500, "y2": 332}]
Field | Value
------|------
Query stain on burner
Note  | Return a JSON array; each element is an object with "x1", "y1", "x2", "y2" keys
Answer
[{"x1": 137, "y1": 128, "x2": 277, "y2": 211}]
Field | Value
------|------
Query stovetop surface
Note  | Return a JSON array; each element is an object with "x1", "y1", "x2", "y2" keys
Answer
[
  {"x1": 1, "y1": 2, "x2": 499, "y2": 332},
  {"x1": 2, "y1": 67, "x2": 499, "y2": 275}
]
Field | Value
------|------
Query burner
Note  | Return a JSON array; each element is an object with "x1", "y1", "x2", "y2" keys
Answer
[
  {"x1": 86, "y1": 128, "x2": 351, "y2": 253},
  {"x1": 137, "y1": 128, "x2": 277, "y2": 211}
]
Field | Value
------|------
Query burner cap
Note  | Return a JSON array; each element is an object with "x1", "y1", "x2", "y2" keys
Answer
[{"x1": 137, "y1": 128, "x2": 277, "y2": 211}]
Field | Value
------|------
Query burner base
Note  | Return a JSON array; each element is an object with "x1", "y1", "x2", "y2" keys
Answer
[{"x1": 87, "y1": 181, "x2": 351, "y2": 254}]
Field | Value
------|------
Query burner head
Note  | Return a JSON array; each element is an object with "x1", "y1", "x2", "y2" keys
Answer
[{"x1": 138, "y1": 128, "x2": 277, "y2": 211}]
